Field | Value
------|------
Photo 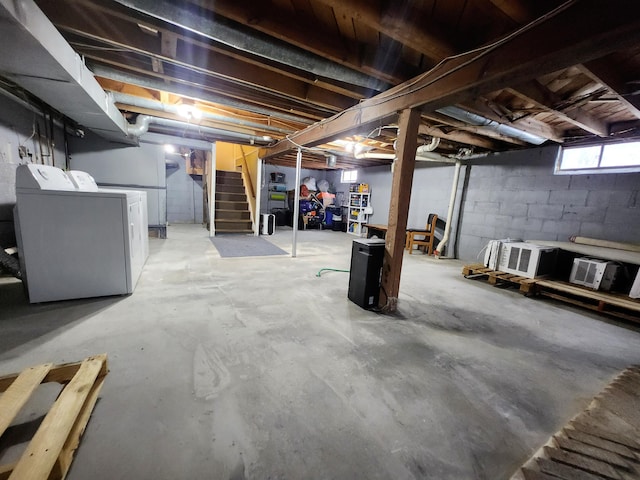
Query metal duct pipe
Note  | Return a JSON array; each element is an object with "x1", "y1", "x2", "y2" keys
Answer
[
  {"x1": 112, "y1": 92, "x2": 293, "y2": 135},
  {"x1": 127, "y1": 115, "x2": 272, "y2": 145},
  {"x1": 91, "y1": 64, "x2": 315, "y2": 127},
  {"x1": 434, "y1": 161, "x2": 462, "y2": 258},
  {"x1": 437, "y1": 106, "x2": 547, "y2": 145},
  {"x1": 112, "y1": 0, "x2": 389, "y2": 92}
]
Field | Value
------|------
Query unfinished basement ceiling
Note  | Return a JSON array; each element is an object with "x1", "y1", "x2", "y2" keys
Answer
[{"x1": 25, "y1": 0, "x2": 640, "y2": 169}]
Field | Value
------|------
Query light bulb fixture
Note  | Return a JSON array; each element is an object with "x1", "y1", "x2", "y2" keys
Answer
[
  {"x1": 164, "y1": 144, "x2": 175, "y2": 153},
  {"x1": 353, "y1": 143, "x2": 364, "y2": 155},
  {"x1": 176, "y1": 103, "x2": 202, "y2": 120}
]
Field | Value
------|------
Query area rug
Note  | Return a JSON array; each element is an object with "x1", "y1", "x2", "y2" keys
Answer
[{"x1": 210, "y1": 235, "x2": 288, "y2": 258}]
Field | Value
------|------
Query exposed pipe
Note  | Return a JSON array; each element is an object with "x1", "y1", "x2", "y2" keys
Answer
[
  {"x1": 292, "y1": 148, "x2": 302, "y2": 258},
  {"x1": 111, "y1": 0, "x2": 389, "y2": 92},
  {"x1": 417, "y1": 136, "x2": 440, "y2": 153},
  {"x1": 434, "y1": 161, "x2": 462, "y2": 258},
  {"x1": 437, "y1": 106, "x2": 547, "y2": 145},
  {"x1": 91, "y1": 64, "x2": 315, "y2": 127},
  {"x1": 112, "y1": 92, "x2": 293, "y2": 135},
  {"x1": 126, "y1": 115, "x2": 272, "y2": 145}
]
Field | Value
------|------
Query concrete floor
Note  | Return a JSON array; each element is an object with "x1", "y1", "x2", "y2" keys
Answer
[{"x1": 1, "y1": 223, "x2": 640, "y2": 479}]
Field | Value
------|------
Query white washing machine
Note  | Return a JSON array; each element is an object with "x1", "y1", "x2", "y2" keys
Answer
[{"x1": 14, "y1": 164, "x2": 149, "y2": 303}]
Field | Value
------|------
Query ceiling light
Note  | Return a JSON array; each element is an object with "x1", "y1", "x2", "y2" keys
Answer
[
  {"x1": 176, "y1": 103, "x2": 202, "y2": 120},
  {"x1": 263, "y1": 135, "x2": 272, "y2": 141},
  {"x1": 164, "y1": 144, "x2": 175, "y2": 153}
]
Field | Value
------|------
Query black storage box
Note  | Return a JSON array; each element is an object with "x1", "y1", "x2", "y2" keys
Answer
[
  {"x1": 270, "y1": 172, "x2": 285, "y2": 183},
  {"x1": 348, "y1": 238, "x2": 386, "y2": 309}
]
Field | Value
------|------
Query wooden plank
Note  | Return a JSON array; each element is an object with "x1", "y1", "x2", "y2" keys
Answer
[
  {"x1": 543, "y1": 446, "x2": 625, "y2": 479},
  {"x1": 537, "y1": 292, "x2": 640, "y2": 323},
  {"x1": 0, "y1": 363, "x2": 52, "y2": 437},
  {"x1": 379, "y1": 108, "x2": 420, "y2": 312},
  {"x1": 8, "y1": 355, "x2": 107, "y2": 480},
  {"x1": 564, "y1": 429, "x2": 639, "y2": 460},
  {"x1": 536, "y1": 280, "x2": 640, "y2": 313},
  {"x1": 553, "y1": 436, "x2": 631, "y2": 470},
  {"x1": 0, "y1": 358, "x2": 108, "y2": 393},
  {"x1": 55, "y1": 375, "x2": 106, "y2": 479},
  {"x1": 537, "y1": 457, "x2": 606, "y2": 480},
  {"x1": 264, "y1": 0, "x2": 640, "y2": 158},
  {"x1": 571, "y1": 418, "x2": 640, "y2": 451}
]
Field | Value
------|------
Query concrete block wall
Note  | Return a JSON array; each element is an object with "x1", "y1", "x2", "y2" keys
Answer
[
  {"x1": 458, "y1": 146, "x2": 640, "y2": 260},
  {"x1": 359, "y1": 146, "x2": 640, "y2": 262},
  {"x1": 166, "y1": 154, "x2": 203, "y2": 224},
  {"x1": 360, "y1": 163, "x2": 465, "y2": 256},
  {"x1": 0, "y1": 93, "x2": 65, "y2": 247}
]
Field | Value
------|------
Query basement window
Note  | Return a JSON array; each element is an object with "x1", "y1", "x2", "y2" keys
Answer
[
  {"x1": 341, "y1": 169, "x2": 358, "y2": 183},
  {"x1": 555, "y1": 141, "x2": 640, "y2": 175}
]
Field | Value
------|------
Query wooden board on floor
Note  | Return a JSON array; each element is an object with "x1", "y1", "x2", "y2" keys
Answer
[
  {"x1": 511, "y1": 365, "x2": 640, "y2": 480},
  {"x1": 0, "y1": 354, "x2": 108, "y2": 480},
  {"x1": 462, "y1": 263, "x2": 538, "y2": 294}
]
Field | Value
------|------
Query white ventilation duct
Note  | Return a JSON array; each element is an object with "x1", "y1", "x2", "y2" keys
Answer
[
  {"x1": 0, "y1": 0, "x2": 130, "y2": 143},
  {"x1": 126, "y1": 115, "x2": 272, "y2": 145},
  {"x1": 112, "y1": 92, "x2": 294, "y2": 136}
]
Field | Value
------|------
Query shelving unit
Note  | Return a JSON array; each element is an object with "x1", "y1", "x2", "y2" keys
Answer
[
  {"x1": 267, "y1": 181, "x2": 287, "y2": 210},
  {"x1": 348, "y1": 189, "x2": 370, "y2": 236}
]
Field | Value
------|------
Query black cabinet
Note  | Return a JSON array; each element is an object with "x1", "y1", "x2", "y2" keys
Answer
[{"x1": 348, "y1": 238, "x2": 385, "y2": 309}]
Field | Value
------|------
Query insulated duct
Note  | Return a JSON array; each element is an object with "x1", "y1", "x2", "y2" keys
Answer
[
  {"x1": 127, "y1": 115, "x2": 272, "y2": 145},
  {"x1": 112, "y1": 0, "x2": 389, "y2": 92},
  {"x1": 112, "y1": 92, "x2": 294, "y2": 136},
  {"x1": 0, "y1": 0, "x2": 130, "y2": 143},
  {"x1": 91, "y1": 64, "x2": 315, "y2": 127},
  {"x1": 437, "y1": 106, "x2": 547, "y2": 145}
]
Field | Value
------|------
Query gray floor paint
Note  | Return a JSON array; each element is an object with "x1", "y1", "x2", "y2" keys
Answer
[{"x1": 1, "y1": 224, "x2": 639, "y2": 479}]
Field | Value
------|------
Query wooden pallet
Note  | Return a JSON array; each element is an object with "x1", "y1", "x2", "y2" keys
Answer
[
  {"x1": 511, "y1": 365, "x2": 640, "y2": 480},
  {"x1": 462, "y1": 263, "x2": 539, "y2": 294},
  {"x1": 0, "y1": 354, "x2": 108, "y2": 480},
  {"x1": 535, "y1": 279, "x2": 640, "y2": 323}
]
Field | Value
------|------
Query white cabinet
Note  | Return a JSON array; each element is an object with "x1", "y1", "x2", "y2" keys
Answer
[{"x1": 348, "y1": 192, "x2": 370, "y2": 236}]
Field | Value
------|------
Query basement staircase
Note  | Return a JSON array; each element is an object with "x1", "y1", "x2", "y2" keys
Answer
[{"x1": 215, "y1": 171, "x2": 253, "y2": 234}]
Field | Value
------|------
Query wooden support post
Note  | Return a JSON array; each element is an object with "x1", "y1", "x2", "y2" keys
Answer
[{"x1": 379, "y1": 108, "x2": 420, "y2": 312}]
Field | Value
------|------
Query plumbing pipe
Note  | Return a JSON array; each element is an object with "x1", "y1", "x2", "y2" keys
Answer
[
  {"x1": 434, "y1": 161, "x2": 462, "y2": 258},
  {"x1": 416, "y1": 136, "x2": 440, "y2": 153},
  {"x1": 292, "y1": 148, "x2": 302, "y2": 258}
]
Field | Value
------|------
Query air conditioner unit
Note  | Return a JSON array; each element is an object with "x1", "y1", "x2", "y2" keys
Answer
[
  {"x1": 630, "y1": 269, "x2": 640, "y2": 299},
  {"x1": 569, "y1": 257, "x2": 620, "y2": 291},
  {"x1": 497, "y1": 242, "x2": 557, "y2": 279},
  {"x1": 483, "y1": 239, "x2": 521, "y2": 270}
]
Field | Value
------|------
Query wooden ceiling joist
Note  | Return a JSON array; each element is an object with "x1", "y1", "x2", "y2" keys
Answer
[
  {"x1": 578, "y1": 58, "x2": 640, "y2": 121},
  {"x1": 506, "y1": 80, "x2": 609, "y2": 137},
  {"x1": 264, "y1": 0, "x2": 640, "y2": 160}
]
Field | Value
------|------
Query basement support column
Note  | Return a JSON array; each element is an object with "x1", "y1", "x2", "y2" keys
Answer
[
  {"x1": 291, "y1": 148, "x2": 302, "y2": 257},
  {"x1": 255, "y1": 158, "x2": 263, "y2": 236},
  {"x1": 208, "y1": 143, "x2": 216, "y2": 237},
  {"x1": 379, "y1": 108, "x2": 421, "y2": 312}
]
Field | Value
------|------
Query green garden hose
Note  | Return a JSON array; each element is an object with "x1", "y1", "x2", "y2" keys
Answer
[{"x1": 316, "y1": 268, "x2": 349, "y2": 277}]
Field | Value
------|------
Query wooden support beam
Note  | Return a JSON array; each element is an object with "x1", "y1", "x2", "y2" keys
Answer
[
  {"x1": 379, "y1": 108, "x2": 421, "y2": 312},
  {"x1": 578, "y1": 59, "x2": 640, "y2": 120},
  {"x1": 264, "y1": 0, "x2": 640, "y2": 159},
  {"x1": 507, "y1": 81, "x2": 609, "y2": 136}
]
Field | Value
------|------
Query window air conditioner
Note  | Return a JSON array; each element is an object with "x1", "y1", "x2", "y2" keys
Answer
[
  {"x1": 497, "y1": 242, "x2": 557, "y2": 279},
  {"x1": 569, "y1": 257, "x2": 620, "y2": 291}
]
